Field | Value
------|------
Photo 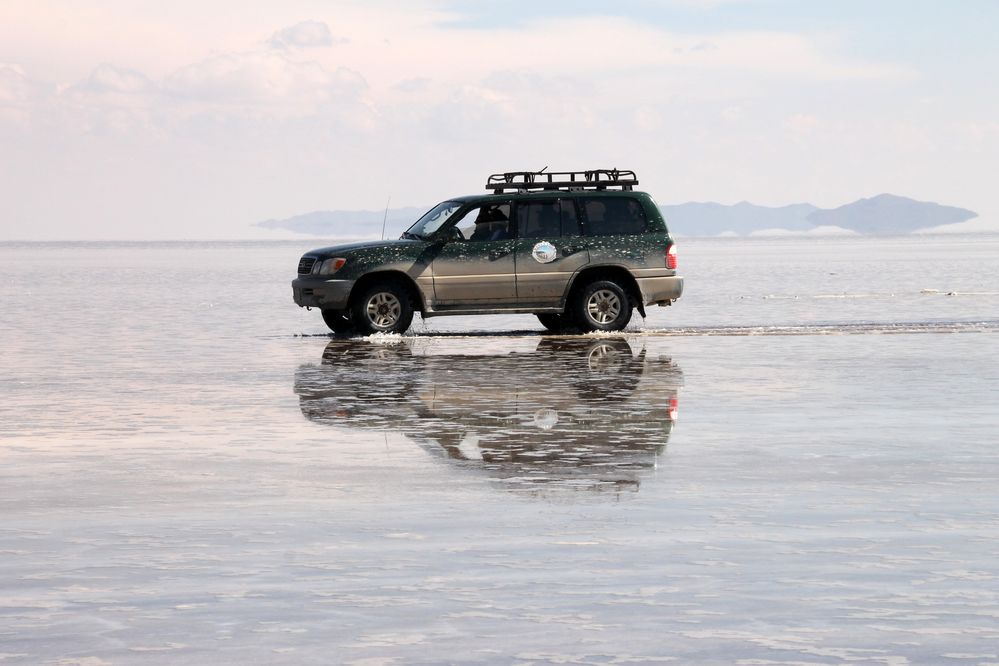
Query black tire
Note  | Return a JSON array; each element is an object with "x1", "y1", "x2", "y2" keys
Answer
[
  {"x1": 321, "y1": 309, "x2": 354, "y2": 335},
  {"x1": 573, "y1": 280, "x2": 632, "y2": 332},
  {"x1": 536, "y1": 313, "x2": 568, "y2": 333},
  {"x1": 350, "y1": 281, "x2": 414, "y2": 335}
]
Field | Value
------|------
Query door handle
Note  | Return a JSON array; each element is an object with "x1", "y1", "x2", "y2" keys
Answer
[{"x1": 489, "y1": 249, "x2": 511, "y2": 260}]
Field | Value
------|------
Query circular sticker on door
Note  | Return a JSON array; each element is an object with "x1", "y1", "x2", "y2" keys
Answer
[{"x1": 532, "y1": 241, "x2": 557, "y2": 264}]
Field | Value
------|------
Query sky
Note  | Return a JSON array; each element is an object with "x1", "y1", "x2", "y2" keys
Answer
[{"x1": 1, "y1": 0, "x2": 997, "y2": 239}]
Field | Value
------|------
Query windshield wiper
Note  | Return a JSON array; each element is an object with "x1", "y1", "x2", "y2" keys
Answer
[{"x1": 401, "y1": 231, "x2": 423, "y2": 240}]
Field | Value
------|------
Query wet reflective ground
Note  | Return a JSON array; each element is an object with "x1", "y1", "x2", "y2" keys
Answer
[
  {"x1": 2, "y1": 238, "x2": 998, "y2": 663},
  {"x1": 296, "y1": 337, "x2": 682, "y2": 493}
]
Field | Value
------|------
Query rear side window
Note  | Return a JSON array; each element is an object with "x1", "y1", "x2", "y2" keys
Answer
[
  {"x1": 583, "y1": 197, "x2": 648, "y2": 235},
  {"x1": 517, "y1": 200, "x2": 581, "y2": 239},
  {"x1": 560, "y1": 200, "x2": 581, "y2": 236}
]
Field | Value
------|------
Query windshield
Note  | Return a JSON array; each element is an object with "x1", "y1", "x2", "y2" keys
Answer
[{"x1": 403, "y1": 201, "x2": 463, "y2": 239}]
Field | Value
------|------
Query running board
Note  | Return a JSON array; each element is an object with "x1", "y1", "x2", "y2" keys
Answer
[{"x1": 422, "y1": 306, "x2": 564, "y2": 318}]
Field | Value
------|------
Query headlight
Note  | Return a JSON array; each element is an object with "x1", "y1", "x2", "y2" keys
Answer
[{"x1": 313, "y1": 257, "x2": 347, "y2": 275}]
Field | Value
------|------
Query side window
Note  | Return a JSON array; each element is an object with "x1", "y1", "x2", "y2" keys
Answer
[
  {"x1": 517, "y1": 200, "x2": 580, "y2": 239},
  {"x1": 451, "y1": 203, "x2": 513, "y2": 241},
  {"x1": 583, "y1": 197, "x2": 648, "y2": 235},
  {"x1": 560, "y1": 199, "x2": 581, "y2": 237}
]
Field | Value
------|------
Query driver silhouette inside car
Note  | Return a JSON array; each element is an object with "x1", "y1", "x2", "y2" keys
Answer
[{"x1": 470, "y1": 206, "x2": 511, "y2": 241}]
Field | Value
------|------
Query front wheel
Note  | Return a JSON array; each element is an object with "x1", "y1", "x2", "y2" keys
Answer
[
  {"x1": 573, "y1": 280, "x2": 632, "y2": 332},
  {"x1": 351, "y1": 282, "x2": 414, "y2": 335}
]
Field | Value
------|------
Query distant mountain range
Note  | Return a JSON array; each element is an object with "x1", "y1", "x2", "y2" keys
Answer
[
  {"x1": 803, "y1": 194, "x2": 976, "y2": 234},
  {"x1": 257, "y1": 194, "x2": 978, "y2": 238}
]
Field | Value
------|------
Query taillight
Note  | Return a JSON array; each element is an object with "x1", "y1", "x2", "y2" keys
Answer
[
  {"x1": 668, "y1": 397, "x2": 679, "y2": 422},
  {"x1": 666, "y1": 244, "x2": 677, "y2": 270}
]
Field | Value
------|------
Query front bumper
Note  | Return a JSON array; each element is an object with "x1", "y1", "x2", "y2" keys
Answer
[
  {"x1": 637, "y1": 275, "x2": 684, "y2": 305},
  {"x1": 292, "y1": 277, "x2": 355, "y2": 310}
]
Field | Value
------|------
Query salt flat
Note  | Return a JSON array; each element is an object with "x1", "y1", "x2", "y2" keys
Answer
[{"x1": 1, "y1": 237, "x2": 997, "y2": 663}]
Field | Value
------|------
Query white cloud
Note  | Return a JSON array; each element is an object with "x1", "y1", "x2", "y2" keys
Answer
[
  {"x1": 165, "y1": 51, "x2": 367, "y2": 113},
  {"x1": 82, "y1": 63, "x2": 154, "y2": 94},
  {"x1": 954, "y1": 120, "x2": 999, "y2": 145},
  {"x1": 391, "y1": 77, "x2": 432, "y2": 93},
  {"x1": 634, "y1": 105, "x2": 663, "y2": 131},
  {"x1": 785, "y1": 113, "x2": 821, "y2": 134},
  {"x1": 0, "y1": 62, "x2": 51, "y2": 125},
  {"x1": 720, "y1": 105, "x2": 743, "y2": 121},
  {"x1": 375, "y1": 17, "x2": 913, "y2": 86},
  {"x1": 422, "y1": 83, "x2": 518, "y2": 140},
  {"x1": 0, "y1": 63, "x2": 31, "y2": 101},
  {"x1": 268, "y1": 20, "x2": 341, "y2": 49},
  {"x1": 0, "y1": 62, "x2": 41, "y2": 109}
]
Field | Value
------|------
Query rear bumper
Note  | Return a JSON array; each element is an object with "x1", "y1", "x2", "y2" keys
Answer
[
  {"x1": 292, "y1": 277, "x2": 354, "y2": 310},
  {"x1": 637, "y1": 275, "x2": 683, "y2": 305}
]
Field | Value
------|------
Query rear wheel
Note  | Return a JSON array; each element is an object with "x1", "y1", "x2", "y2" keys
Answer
[
  {"x1": 321, "y1": 309, "x2": 354, "y2": 335},
  {"x1": 573, "y1": 280, "x2": 632, "y2": 332},
  {"x1": 351, "y1": 281, "x2": 414, "y2": 335}
]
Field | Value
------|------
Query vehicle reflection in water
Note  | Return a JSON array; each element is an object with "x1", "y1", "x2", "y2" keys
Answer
[{"x1": 294, "y1": 337, "x2": 684, "y2": 494}]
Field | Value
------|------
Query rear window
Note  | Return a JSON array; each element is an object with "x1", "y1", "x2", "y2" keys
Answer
[{"x1": 583, "y1": 197, "x2": 648, "y2": 235}]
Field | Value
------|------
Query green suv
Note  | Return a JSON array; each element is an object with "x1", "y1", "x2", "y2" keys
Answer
[{"x1": 292, "y1": 169, "x2": 683, "y2": 334}]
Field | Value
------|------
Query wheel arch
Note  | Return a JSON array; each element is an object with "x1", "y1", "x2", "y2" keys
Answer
[
  {"x1": 349, "y1": 270, "x2": 427, "y2": 313},
  {"x1": 564, "y1": 265, "x2": 645, "y2": 318}
]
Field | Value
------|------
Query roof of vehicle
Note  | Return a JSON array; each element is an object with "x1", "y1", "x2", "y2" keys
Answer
[
  {"x1": 487, "y1": 168, "x2": 638, "y2": 193},
  {"x1": 447, "y1": 189, "x2": 654, "y2": 205},
  {"x1": 446, "y1": 170, "x2": 650, "y2": 205}
]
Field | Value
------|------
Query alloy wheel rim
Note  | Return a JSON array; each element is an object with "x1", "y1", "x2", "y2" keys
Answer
[
  {"x1": 366, "y1": 292, "x2": 402, "y2": 328},
  {"x1": 586, "y1": 289, "x2": 621, "y2": 325}
]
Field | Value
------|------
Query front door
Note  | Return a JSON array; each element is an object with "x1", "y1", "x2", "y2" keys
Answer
[
  {"x1": 514, "y1": 198, "x2": 590, "y2": 306},
  {"x1": 431, "y1": 202, "x2": 517, "y2": 306}
]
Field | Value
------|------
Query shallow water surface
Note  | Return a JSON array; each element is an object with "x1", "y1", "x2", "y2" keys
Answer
[{"x1": 1, "y1": 237, "x2": 997, "y2": 663}]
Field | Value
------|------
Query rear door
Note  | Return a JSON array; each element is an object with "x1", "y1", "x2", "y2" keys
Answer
[{"x1": 514, "y1": 198, "x2": 590, "y2": 305}]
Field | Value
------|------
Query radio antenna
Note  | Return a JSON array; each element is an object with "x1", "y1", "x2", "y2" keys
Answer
[{"x1": 380, "y1": 196, "x2": 391, "y2": 240}]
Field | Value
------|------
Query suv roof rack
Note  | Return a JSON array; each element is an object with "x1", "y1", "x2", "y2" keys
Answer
[{"x1": 486, "y1": 169, "x2": 638, "y2": 194}]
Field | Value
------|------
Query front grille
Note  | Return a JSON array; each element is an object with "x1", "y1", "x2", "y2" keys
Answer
[{"x1": 298, "y1": 256, "x2": 317, "y2": 274}]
